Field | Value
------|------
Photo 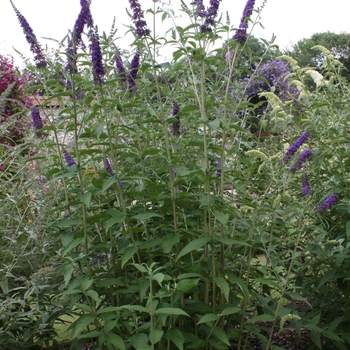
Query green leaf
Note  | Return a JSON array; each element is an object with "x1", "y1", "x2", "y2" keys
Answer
[
  {"x1": 216, "y1": 237, "x2": 251, "y2": 247},
  {"x1": 221, "y1": 307, "x2": 241, "y2": 316},
  {"x1": 321, "y1": 330, "x2": 344, "y2": 342},
  {"x1": 247, "y1": 314, "x2": 275, "y2": 323},
  {"x1": 134, "y1": 264, "x2": 148, "y2": 273},
  {"x1": 106, "y1": 333, "x2": 126, "y2": 350},
  {"x1": 61, "y1": 263, "x2": 75, "y2": 287},
  {"x1": 212, "y1": 327, "x2": 231, "y2": 346},
  {"x1": 85, "y1": 290, "x2": 101, "y2": 305},
  {"x1": 63, "y1": 237, "x2": 84, "y2": 256},
  {"x1": 131, "y1": 212, "x2": 162, "y2": 220},
  {"x1": 176, "y1": 236, "x2": 210, "y2": 261},
  {"x1": 80, "y1": 192, "x2": 92, "y2": 208},
  {"x1": 97, "y1": 307, "x2": 122, "y2": 315},
  {"x1": 105, "y1": 210, "x2": 126, "y2": 231},
  {"x1": 149, "y1": 329, "x2": 163, "y2": 345},
  {"x1": 197, "y1": 313, "x2": 219, "y2": 325},
  {"x1": 121, "y1": 304, "x2": 149, "y2": 313},
  {"x1": 209, "y1": 119, "x2": 220, "y2": 130},
  {"x1": 69, "y1": 314, "x2": 94, "y2": 338},
  {"x1": 213, "y1": 210, "x2": 228, "y2": 225},
  {"x1": 155, "y1": 308, "x2": 189, "y2": 317},
  {"x1": 167, "y1": 329, "x2": 185, "y2": 350},
  {"x1": 130, "y1": 333, "x2": 149, "y2": 349},
  {"x1": 346, "y1": 221, "x2": 350, "y2": 239},
  {"x1": 57, "y1": 218, "x2": 83, "y2": 227},
  {"x1": 317, "y1": 269, "x2": 336, "y2": 289},
  {"x1": 79, "y1": 331, "x2": 103, "y2": 339},
  {"x1": 176, "y1": 279, "x2": 199, "y2": 293},
  {"x1": 215, "y1": 276, "x2": 230, "y2": 302},
  {"x1": 229, "y1": 274, "x2": 250, "y2": 305},
  {"x1": 121, "y1": 246, "x2": 138, "y2": 268},
  {"x1": 162, "y1": 232, "x2": 180, "y2": 253},
  {"x1": 102, "y1": 177, "x2": 118, "y2": 192}
]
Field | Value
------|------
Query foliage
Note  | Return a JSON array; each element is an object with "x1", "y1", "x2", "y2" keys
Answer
[{"x1": 2, "y1": 1, "x2": 350, "y2": 350}]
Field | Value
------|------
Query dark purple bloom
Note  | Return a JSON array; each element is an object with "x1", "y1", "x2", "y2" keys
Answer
[
  {"x1": 66, "y1": 0, "x2": 94, "y2": 73},
  {"x1": 128, "y1": 0, "x2": 150, "y2": 37},
  {"x1": 315, "y1": 194, "x2": 338, "y2": 212},
  {"x1": 105, "y1": 158, "x2": 115, "y2": 176},
  {"x1": 10, "y1": 0, "x2": 46, "y2": 68},
  {"x1": 172, "y1": 102, "x2": 180, "y2": 136},
  {"x1": 233, "y1": 0, "x2": 256, "y2": 43},
  {"x1": 301, "y1": 172, "x2": 311, "y2": 195},
  {"x1": 91, "y1": 28, "x2": 105, "y2": 84},
  {"x1": 193, "y1": 0, "x2": 206, "y2": 17},
  {"x1": 279, "y1": 132, "x2": 310, "y2": 165},
  {"x1": 216, "y1": 158, "x2": 221, "y2": 178},
  {"x1": 196, "y1": 0, "x2": 222, "y2": 33},
  {"x1": 126, "y1": 51, "x2": 140, "y2": 91},
  {"x1": 31, "y1": 108, "x2": 43, "y2": 129},
  {"x1": 116, "y1": 54, "x2": 127, "y2": 83},
  {"x1": 290, "y1": 149, "x2": 312, "y2": 173},
  {"x1": 63, "y1": 150, "x2": 76, "y2": 167}
]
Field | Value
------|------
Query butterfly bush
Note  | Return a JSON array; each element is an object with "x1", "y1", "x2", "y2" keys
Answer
[
  {"x1": 290, "y1": 149, "x2": 312, "y2": 173},
  {"x1": 63, "y1": 150, "x2": 76, "y2": 167},
  {"x1": 91, "y1": 28, "x2": 105, "y2": 84},
  {"x1": 128, "y1": 0, "x2": 150, "y2": 37},
  {"x1": 105, "y1": 158, "x2": 115, "y2": 176},
  {"x1": 31, "y1": 108, "x2": 43, "y2": 130},
  {"x1": 172, "y1": 102, "x2": 180, "y2": 136},
  {"x1": 315, "y1": 194, "x2": 338, "y2": 212},
  {"x1": 233, "y1": 0, "x2": 256, "y2": 43},
  {"x1": 126, "y1": 51, "x2": 140, "y2": 91},
  {"x1": 115, "y1": 54, "x2": 127, "y2": 83},
  {"x1": 302, "y1": 172, "x2": 311, "y2": 195},
  {"x1": 199, "y1": 0, "x2": 222, "y2": 33},
  {"x1": 10, "y1": 1, "x2": 46, "y2": 68},
  {"x1": 279, "y1": 132, "x2": 310, "y2": 165}
]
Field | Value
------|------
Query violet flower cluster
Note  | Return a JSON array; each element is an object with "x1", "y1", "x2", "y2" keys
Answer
[
  {"x1": 290, "y1": 149, "x2": 313, "y2": 174},
  {"x1": 315, "y1": 194, "x2": 338, "y2": 212},
  {"x1": 301, "y1": 172, "x2": 311, "y2": 196},
  {"x1": 66, "y1": 0, "x2": 94, "y2": 73},
  {"x1": 31, "y1": 108, "x2": 43, "y2": 129},
  {"x1": 216, "y1": 158, "x2": 221, "y2": 178},
  {"x1": 116, "y1": 54, "x2": 127, "y2": 83},
  {"x1": 279, "y1": 132, "x2": 310, "y2": 165},
  {"x1": 200, "y1": 0, "x2": 222, "y2": 33},
  {"x1": 91, "y1": 28, "x2": 105, "y2": 85},
  {"x1": 172, "y1": 102, "x2": 180, "y2": 136},
  {"x1": 233, "y1": 0, "x2": 256, "y2": 43},
  {"x1": 10, "y1": 1, "x2": 46, "y2": 68},
  {"x1": 105, "y1": 158, "x2": 115, "y2": 176},
  {"x1": 126, "y1": 52, "x2": 140, "y2": 91},
  {"x1": 128, "y1": 0, "x2": 150, "y2": 37},
  {"x1": 63, "y1": 150, "x2": 76, "y2": 167}
]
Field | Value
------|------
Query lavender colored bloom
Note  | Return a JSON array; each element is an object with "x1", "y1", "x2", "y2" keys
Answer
[
  {"x1": 216, "y1": 158, "x2": 221, "y2": 178},
  {"x1": 128, "y1": 0, "x2": 150, "y2": 37},
  {"x1": 198, "y1": 0, "x2": 222, "y2": 33},
  {"x1": 126, "y1": 51, "x2": 140, "y2": 91},
  {"x1": 290, "y1": 149, "x2": 312, "y2": 174},
  {"x1": 91, "y1": 28, "x2": 105, "y2": 84},
  {"x1": 10, "y1": 0, "x2": 46, "y2": 68},
  {"x1": 105, "y1": 158, "x2": 115, "y2": 176},
  {"x1": 172, "y1": 102, "x2": 180, "y2": 136},
  {"x1": 66, "y1": 0, "x2": 94, "y2": 73},
  {"x1": 63, "y1": 150, "x2": 76, "y2": 167},
  {"x1": 116, "y1": 54, "x2": 127, "y2": 83},
  {"x1": 31, "y1": 108, "x2": 43, "y2": 129},
  {"x1": 279, "y1": 132, "x2": 310, "y2": 165},
  {"x1": 301, "y1": 172, "x2": 311, "y2": 195},
  {"x1": 315, "y1": 194, "x2": 338, "y2": 212},
  {"x1": 233, "y1": 0, "x2": 256, "y2": 43}
]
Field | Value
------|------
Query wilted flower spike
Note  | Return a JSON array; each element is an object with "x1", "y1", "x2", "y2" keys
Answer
[
  {"x1": 10, "y1": 0, "x2": 46, "y2": 68},
  {"x1": 128, "y1": 0, "x2": 150, "y2": 37},
  {"x1": 290, "y1": 149, "x2": 312, "y2": 173},
  {"x1": 301, "y1": 172, "x2": 311, "y2": 195},
  {"x1": 31, "y1": 108, "x2": 43, "y2": 129},
  {"x1": 315, "y1": 194, "x2": 338, "y2": 212},
  {"x1": 91, "y1": 28, "x2": 105, "y2": 85},
  {"x1": 279, "y1": 132, "x2": 310, "y2": 165},
  {"x1": 63, "y1": 150, "x2": 76, "y2": 167},
  {"x1": 106, "y1": 158, "x2": 115, "y2": 176},
  {"x1": 172, "y1": 102, "x2": 180, "y2": 136},
  {"x1": 233, "y1": 0, "x2": 256, "y2": 43}
]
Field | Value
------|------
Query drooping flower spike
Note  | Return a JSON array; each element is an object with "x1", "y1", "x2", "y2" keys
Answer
[
  {"x1": 279, "y1": 132, "x2": 310, "y2": 165},
  {"x1": 10, "y1": 0, "x2": 46, "y2": 68},
  {"x1": 216, "y1": 158, "x2": 221, "y2": 178},
  {"x1": 315, "y1": 194, "x2": 338, "y2": 212},
  {"x1": 290, "y1": 149, "x2": 313, "y2": 174},
  {"x1": 233, "y1": 0, "x2": 256, "y2": 43}
]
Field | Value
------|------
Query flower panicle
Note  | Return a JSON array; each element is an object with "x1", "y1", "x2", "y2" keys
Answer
[
  {"x1": 63, "y1": 149, "x2": 76, "y2": 167},
  {"x1": 216, "y1": 158, "x2": 221, "y2": 178},
  {"x1": 10, "y1": 0, "x2": 46, "y2": 68},
  {"x1": 301, "y1": 172, "x2": 311, "y2": 195},
  {"x1": 172, "y1": 102, "x2": 180, "y2": 136},
  {"x1": 290, "y1": 149, "x2": 312, "y2": 173},
  {"x1": 105, "y1": 158, "x2": 115, "y2": 176},
  {"x1": 126, "y1": 51, "x2": 140, "y2": 91},
  {"x1": 91, "y1": 27, "x2": 105, "y2": 85},
  {"x1": 315, "y1": 194, "x2": 338, "y2": 212},
  {"x1": 116, "y1": 54, "x2": 127, "y2": 82},
  {"x1": 128, "y1": 0, "x2": 150, "y2": 37},
  {"x1": 31, "y1": 108, "x2": 43, "y2": 129},
  {"x1": 197, "y1": 0, "x2": 222, "y2": 33},
  {"x1": 279, "y1": 132, "x2": 310, "y2": 165},
  {"x1": 233, "y1": 0, "x2": 256, "y2": 43}
]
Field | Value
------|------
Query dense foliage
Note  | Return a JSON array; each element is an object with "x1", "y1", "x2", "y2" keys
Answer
[{"x1": 1, "y1": 1, "x2": 350, "y2": 350}]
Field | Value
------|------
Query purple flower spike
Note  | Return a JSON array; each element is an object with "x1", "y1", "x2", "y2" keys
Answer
[
  {"x1": 128, "y1": 0, "x2": 150, "y2": 37},
  {"x1": 116, "y1": 54, "x2": 127, "y2": 83},
  {"x1": 10, "y1": 0, "x2": 46, "y2": 68},
  {"x1": 301, "y1": 172, "x2": 311, "y2": 196},
  {"x1": 279, "y1": 132, "x2": 310, "y2": 165},
  {"x1": 127, "y1": 51, "x2": 140, "y2": 91},
  {"x1": 290, "y1": 149, "x2": 312, "y2": 173},
  {"x1": 315, "y1": 194, "x2": 338, "y2": 212},
  {"x1": 193, "y1": 0, "x2": 206, "y2": 18},
  {"x1": 31, "y1": 108, "x2": 43, "y2": 129},
  {"x1": 106, "y1": 158, "x2": 115, "y2": 176},
  {"x1": 63, "y1": 150, "x2": 76, "y2": 167},
  {"x1": 91, "y1": 28, "x2": 105, "y2": 84},
  {"x1": 233, "y1": 0, "x2": 256, "y2": 43},
  {"x1": 172, "y1": 102, "x2": 180, "y2": 136},
  {"x1": 216, "y1": 158, "x2": 221, "y2": 178}
]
